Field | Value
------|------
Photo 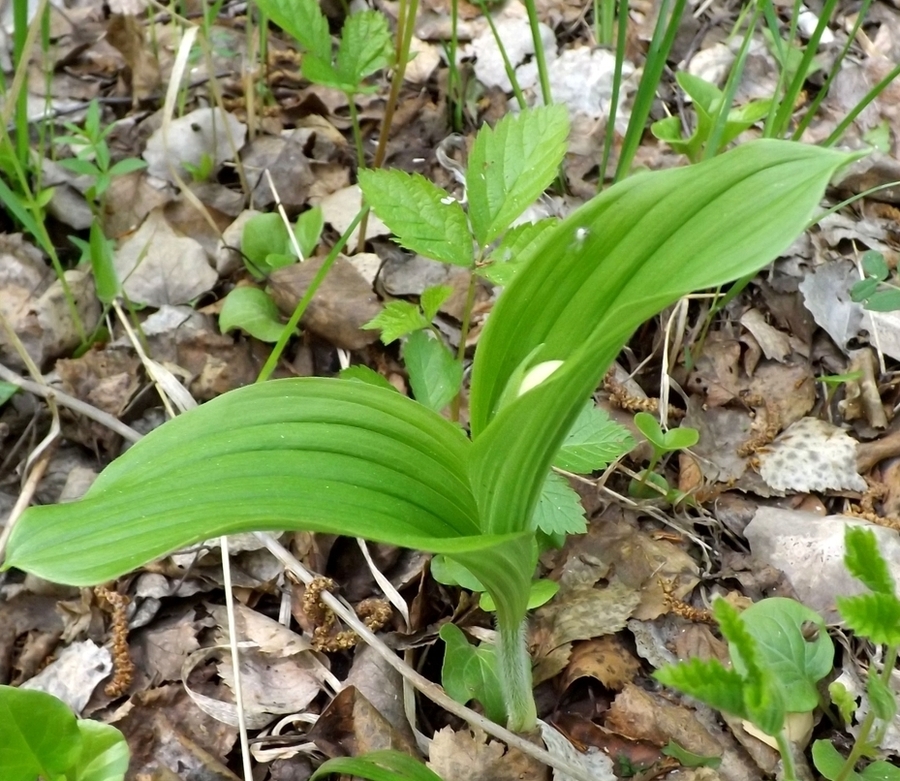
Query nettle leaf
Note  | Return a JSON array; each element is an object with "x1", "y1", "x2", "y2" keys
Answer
[
  {"x1": 255, "y1": 0, "x2": 331, "y2": 62},
  {"x1": 655, "y1": 658, "x2": 747, "y2": 719},
  {"x1": 553, "y1": 403, "x2": 635, "y2": 473},
  {"x1": 402, "y1": 330, "x2": 463, "y2": 412},
  {"x1": 219, "y1": 287, "x2": 287, "y2": 343},
  {"x1": 478, "y1": 219, "x2": 557, "y2": 286},
  {"x1": 358, "y1": 168, "x2": 473, "y2": 268},
  {"x1": 467, "y1": 105, "x2": 570, "y2": 246},
  {"x1": 421, "y1": 284, "x2": 454, "y2": 321},
  {"x1": 335, "y1": 11, "x2": 393, "y2": 86},
  {"x1": 0, "y1": 685, "x2": 83, "y2": 780},
  {"x1": 531, "y1": 470, "x2": 585, "y2": 535},
  {"x1": 364, "y1": 301, "x2": 429, "y2": 344},
  {"x1": 836, "y1": 593, "x2": 900, "y2": 647},
  {"x1": 844, "y1": 526, "x2": 895, "y2": 595},
  {"x1": 439, "y1": 623, "x2": 507, "y2": 724},
  {"x1": 730, "y1": 597, "x2": 832, "y2": 713}
]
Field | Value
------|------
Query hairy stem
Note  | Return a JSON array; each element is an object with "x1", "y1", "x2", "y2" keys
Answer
[{"x1": 497, "y1": 617, "x2": 537, "y2": 733}]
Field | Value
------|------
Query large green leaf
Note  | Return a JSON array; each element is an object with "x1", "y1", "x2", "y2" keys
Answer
[
  {"x1": 2, "y1": 379, "x2": 520, "y2": 586},
  {"x1": 467, "y1": 140, "x2": 852, "y2": 536}
]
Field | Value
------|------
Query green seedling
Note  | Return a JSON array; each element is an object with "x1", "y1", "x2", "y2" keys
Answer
[
  {"x1": 56, "y1": 100, "x2": 147, "y2": 210},
  {"x1": 0, "y1": 686, "x2": 129, "y2": 781},
  {"x1": 253, "y1": 0, "x2": 393, "y2": 166},
  {"x1": 4, "y1": 138, "x2": 853, "y2": 735},
  {"x1": 183, "y1": 151, "x2": 215, "y2": 182},
  {"x1": 652, "y1": 72, "x2": 772, "y2": 163},
  {"x1": 633, "y1": 411, "x2": 698, "y2": 475},
  {"x1": 850, "y1": 250, "x2": 900, "y2": 312},
  {"x1": 656, "y1": 525, "x2": 900, "y2": 781},
  {"x1": 218, "y1": 207, "x2": 324, "y2": 342},
  {"x1": 439, "y1": 623, "x2": 507, "y2": 724}
]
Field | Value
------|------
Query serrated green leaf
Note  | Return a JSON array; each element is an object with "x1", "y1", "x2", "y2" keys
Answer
[
  {"x1": 478, "y1": 219, "x2": 557, "y2": 286},
  {"x1": 439, "y1": 623, "x2": 507, "y2": 724},
  {"x1": 301, "y1": 55, "x2": 345, "y2": 90},
  {"x1": 363, "y1": 300, "x2": 429, "y2": 344},
  {"x1": 531, "y1": 470, "x2": 585, "y2": 535},
  {"x1": 358, "y1": 169, "x2": 473, "y2": 267},
  {"x1": 865, "y1": 667, "x2": 897, "y2": 723},
  {"x1": 402, "y1": 330, "x2": 462, "y2": 412},
  {"x1": 553, "y1": 403, "x2": 635, "y2": 473},
  {"x1": 74, "y1": 719, "x2": 129, "y2": 781},
  {"x1": 335, "y1": 10, "x2": 393, "y2": 86},
  {"x1": 254, "y1": 0, "x2": 331, "y2": 61},
  {"x1": 844, "y1": 526, "x2": 895, "y2": 595},
  {"x1": 420, "y1": 285, "x2": 454, "y2": 321},
  {"x1": 731, "y1": 597, "x2": 832, "y2": 713},
  {"x1": 339, "y1": 365, "x2": 399, "y2": 392},
  {"x1": 655, "y1": 658, "x2": 748, "y2": 719},
  {"x1": 836, "y1": 592, "x2": 900, "y2": 647},
  {"x1": 864, "y1": 288, "x2": 900, "y2": 312},
  {"x1": 219, "y1": 287, "x2": 288, "y2": 342},
  {"x1": 311, "y1": 749, "x2": 445, "y2": 781},
  {"x1": 467, "y1": 105, "x2": 570, "y2": 245},
  {"x1": 0, "y1": 686, "x2": 83, "y2": 780}
]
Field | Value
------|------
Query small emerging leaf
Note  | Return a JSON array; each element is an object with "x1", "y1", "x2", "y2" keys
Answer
[
  {"x1": 655, "y1": 658, "x2": 747, "y2": 719},
  {"x1": 339, "y1": 365, "x2": 399, "y2": 393},
  {"x1": 363, "y1": 300, "x2": 428, "y2": 344},
  {"x1": 862, "y1": 250, "x2": 889, "y2": 280},
  {"x1": 467, "y1": 105, "x2": 570, "y2": 246},
  {"x1": 864, "y1": 288, "x2": 900, "y2": 312},
  {"x1": 219, "y1": 287, "x2": 288, "y2": 342},
  {"x1": 843, "y1": 526, "x2": 895, "y2": 595},
  {"x1": 439, "y1": 623, "x2": 507, "y2": 724},
  {"x1": 335, "y1": 10, "x2": 393, "y2": 86},
  {"x1": 295, "y1": 206, "x2": 324, "y2": 259},
  {"x1": 89, "y1": 219, "x2": 120, "y2": 304},
  {"x1": 358, "y1": 168, "x2": 474, "y2": 268},
  {"x1": 311, "y1": 749, "x2": 445, "y2": 781},
  {"x1": 402, "y1": 330, "x2": 463, "y2": 412},
  {"x1": 421, "y1": 285, "x2": 454, "y2": 321},
  {"x1": 836, "y1": 592, "x2": 900, "y2": 647}
]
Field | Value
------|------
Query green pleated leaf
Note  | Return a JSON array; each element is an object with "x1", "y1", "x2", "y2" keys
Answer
[
  {"x1": 359, "y1": 168, "x2": 473, "y2": 268},
  {"x1": 3, "y1": 378, "x2": 518, "y2": 586},
  {"x1": 467, "y1": 141, "x2": 853, "y2": 538}
]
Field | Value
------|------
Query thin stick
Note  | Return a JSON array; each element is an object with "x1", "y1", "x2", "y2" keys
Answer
[
  {"x1": 0, "y1": 363, "x2": 142, "y2": 443},
  {"x1": 253, "y1": 532, "x2": 596, "y2": 781}
]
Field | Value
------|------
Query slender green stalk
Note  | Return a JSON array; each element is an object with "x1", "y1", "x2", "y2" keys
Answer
[
  {"x1": 347, "y1": 97, "x2": 366, "y2": 169},
  {"x1": 496, "y1": 618, "x2": 537, "y2": 733},
  {"x1": 774, "y1": 729, "x2": 798, "y2": 781},
  {"x1": 355, "y1": 0, "x2": 418, "y2": 250},
  {"x1": 823, "y1": 61, "x2": 900, "y2": 148},
  {"x1": 598, "y1": 0, "x2": 628, "y2": 189},
  {"x1": 12, "y1": 0, "x2": 29, "y2": 168},
  {"x1": 447, "y1": 0, "x2": 462, "y2": 131},
  {"x1": 257, "y1": 206, "x2": 369, "y2": 382},
  {"x1": 522, "y1": 0, "x2": 552, "y2": 106},
  {"x1": 596, "y1": 0, "x2": 616, "y2": 46},
  {"x1": 703, "y1": 3, "x2": 762, "y2": 160},
  {"x1": 792, "y1": 0, "x2": 874, "y2": 141},
  {"x1": 615, "y1": 0, "x2": 687, "y2": 182},
  {"x1": 478, "y1": 1, "x2": 527, "y2": 111}
]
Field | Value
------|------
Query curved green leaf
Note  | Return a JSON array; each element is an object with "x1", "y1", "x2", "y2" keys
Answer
[
  {"x1": 3, "y1": 379, "x2": 517, "y2": 586},
  {"x1": 468, "y1": 140, "x2": 852, "y2": 536}
]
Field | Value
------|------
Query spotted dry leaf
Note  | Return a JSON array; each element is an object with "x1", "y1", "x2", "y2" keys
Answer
[{"x1": 757, "y1": 417, "x2": 866, "y2": 493}]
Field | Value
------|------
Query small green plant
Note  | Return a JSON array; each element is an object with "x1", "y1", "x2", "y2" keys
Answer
[
  {"x1": 652, "y1": 72, "x2": 772, "y2": 162},
  {"x1": 655, "y1": 525, "x2": 900, "y2": 781},
  {"x1": 850, "y1": 251, "x2": 900, "y2": 312},
  {"x1": 253, "y1": 0, "x2": 393, "y2": 167},
  {"x1": 56, "y1": 100, "x2": 148, "y2": 213},
  {"x1": 0, "y1": 685, "x2": 129, "y2": 781},
  {"x1": 629, "y1": 411, "x2": 698, "y2": 503},
  {"x1": 4, "y1": 136, "x2": 852, "y2": 734},
  {"x1": 310, "y1": 749, "x2": 445, "y2": 781},
  {"x1": 218, "y1": 207, "x2": 324, "y2": 342}
]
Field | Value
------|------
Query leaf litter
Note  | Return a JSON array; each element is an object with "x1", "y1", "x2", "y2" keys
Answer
[{"x1": 4, "y1": 0, "x2": 900, "y2": 779}]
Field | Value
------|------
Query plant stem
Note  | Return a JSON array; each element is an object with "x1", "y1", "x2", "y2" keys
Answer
[
  {"x1": 522, "y1": 0, "x2": 552, "y2": 106},
  {"x1": 496, "y1": 618, "x2": 537, "y2": 733},
  {"x1": 774, "y1": 728, "x2": 798, "y2": 781},
  {"x1": 347, "y1": 95, "x2": 366, "y2": 169}
]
